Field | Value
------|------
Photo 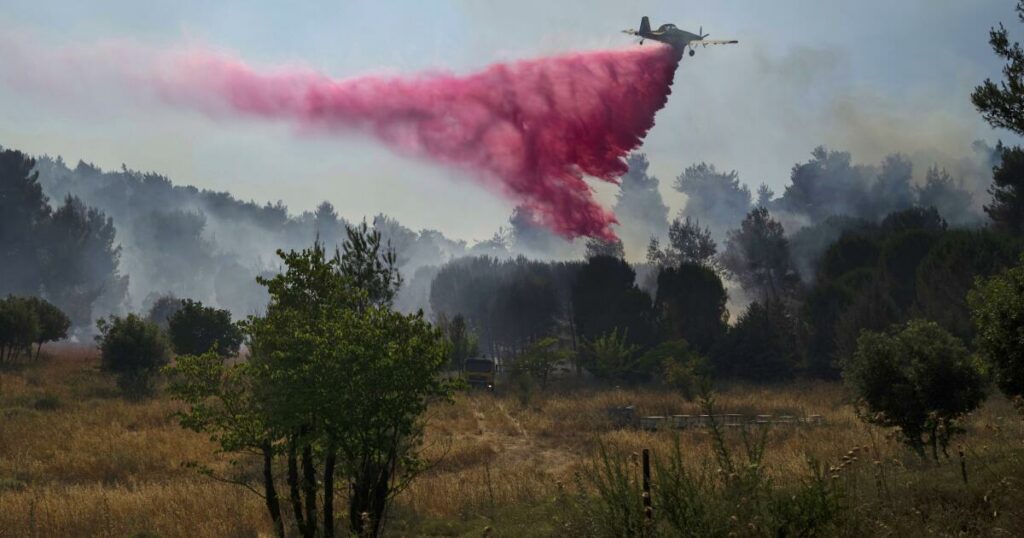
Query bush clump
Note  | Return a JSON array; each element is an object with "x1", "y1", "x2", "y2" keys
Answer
[
  {"x1": 97, "y1": 314, "x2": 170, "y2": 399},
  {"x1": 167, "y1": 299, "x2": 242, "y2": 357}
]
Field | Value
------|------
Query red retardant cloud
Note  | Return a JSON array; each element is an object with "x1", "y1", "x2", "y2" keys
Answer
[{"x1": 157, "y1": 45, "x2": 682, "y2": 240}]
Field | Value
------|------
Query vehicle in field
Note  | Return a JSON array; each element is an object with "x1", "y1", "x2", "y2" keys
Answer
[{"x1": 463, "y1": 357, "x2": 496, "y2": 390}]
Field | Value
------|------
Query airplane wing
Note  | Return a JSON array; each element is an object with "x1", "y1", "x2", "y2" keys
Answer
[{"x1": 690, "y1": 39, "x2": 739, "y2": 47}]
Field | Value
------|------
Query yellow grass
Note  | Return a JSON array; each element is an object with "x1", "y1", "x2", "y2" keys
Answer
[{"x1": 0, "y1": 347, "x2": 1020, "y2": 536}]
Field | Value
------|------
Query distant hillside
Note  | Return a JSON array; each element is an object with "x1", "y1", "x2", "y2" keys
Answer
[{"x1": 30, "y1": 154, "x2": 475, "y2": 320}]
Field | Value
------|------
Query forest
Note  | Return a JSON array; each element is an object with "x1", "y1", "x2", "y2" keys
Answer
[{"x1": 2, "y1": 128, "x2": 1015, "y2": 384}]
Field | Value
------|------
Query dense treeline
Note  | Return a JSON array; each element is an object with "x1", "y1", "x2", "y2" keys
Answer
[
  {"x1": 431, "y1": 206, "x2": 1022, "y2": 383},
  {"x1": 429, "y1": 257, "x2": 581, "y2": 357},
  {"x1": 29, "y1": 155, "x2": 472, "y2": 320},
  {"x1": 4, "y1": 148, "x2": 510, "y2": 329},
  {"x1": 0, "y1": 150, "x2": 126, "y2": 332},
  {"x1": 2, "y1": 126, "x2": 994, "y2": 335},
  {"x1": 673, "y1": 145, "x2": 992, "y2": 244},
  {"x1": 803, "y1": 209, "x2": 1022, "y2": 378},
  {"x1": 431, "y1": 157, "x2": 1020, "y2": 385}
]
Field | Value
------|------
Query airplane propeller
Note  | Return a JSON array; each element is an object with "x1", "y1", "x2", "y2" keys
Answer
[{"x1": 700, "y1": 25, "x2": 710, "y2": 39}]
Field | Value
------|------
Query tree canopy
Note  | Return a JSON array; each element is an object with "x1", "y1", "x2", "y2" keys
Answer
[{"x1": 168, "y1": 299, "x2": 243, "y2": 357}]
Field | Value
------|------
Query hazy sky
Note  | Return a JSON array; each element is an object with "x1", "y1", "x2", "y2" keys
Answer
[{"x1": 0, "y1": 0, "x2": 1018, "y2": 242}]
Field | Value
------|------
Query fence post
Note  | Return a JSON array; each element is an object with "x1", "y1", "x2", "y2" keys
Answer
[{"x1": 642, "y1": 448, "x2": 652, "y2": 521}]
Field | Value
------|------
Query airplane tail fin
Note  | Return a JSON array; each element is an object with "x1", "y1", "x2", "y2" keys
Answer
[{"x1": 639, "y1": 16, "x2": 651, "y2": 35}]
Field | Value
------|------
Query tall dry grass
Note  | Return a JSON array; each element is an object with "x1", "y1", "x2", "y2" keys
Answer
[{"x1": 0, "y1": 348, "x2": 1020, "y2": 536}]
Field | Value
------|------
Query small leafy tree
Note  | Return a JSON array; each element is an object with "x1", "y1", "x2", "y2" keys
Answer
[
  {"x1": 167, "y1": 299, "x2": 243, "y2": 357},
  {"x1": 844, "y1": 319, "x2": 986, "y2": 459},
  {"x1": 969, "y1": 255, "x2": 1024, "y2": 403},
  {"x1": 26, "y1": 297, "x2": 70, "y2": 359},
  {"x1": 583, "y1": 329, "x2": 642, "y2": 383},
  {"x1": 169, "y1": 226, "x2": 454, "y2": 538},
  {"x1": 641, "y1": 339, "x2": 709, "y2": 400},
  {"x1": 97, "y1": 314, "x2": 170, "y2": 399},
  {"x1": 0, "y1": 296, "x2": 39, "y2": 362},
  {"x1": 513, "y1": 337, "x2": 569, "y2": 390}
]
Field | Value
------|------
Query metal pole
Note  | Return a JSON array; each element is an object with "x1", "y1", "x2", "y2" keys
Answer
[{"x1": 642, "y1": 448, "x2": 652, "y2": 521}]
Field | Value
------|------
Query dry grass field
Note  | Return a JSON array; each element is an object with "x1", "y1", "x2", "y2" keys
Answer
[{"x1": 1, "y1": 346, "x2": 1022, "y2": 537}]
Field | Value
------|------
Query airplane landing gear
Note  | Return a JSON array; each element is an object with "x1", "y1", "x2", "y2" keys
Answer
[{"x1": 689, "y1": 49, "x2": 696, "y2": 57}]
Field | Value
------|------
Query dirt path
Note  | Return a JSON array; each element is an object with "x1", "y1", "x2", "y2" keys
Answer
[{"x1": 496, "y1": 400, "x2": 529, "y2": 440}]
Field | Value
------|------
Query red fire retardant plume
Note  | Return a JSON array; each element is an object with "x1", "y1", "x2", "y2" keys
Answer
[{"x1": 157, "y1": 45, "x2": 682, "y2": 240}]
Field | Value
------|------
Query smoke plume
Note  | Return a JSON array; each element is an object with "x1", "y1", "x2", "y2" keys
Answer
[{"x1": 154, "y1": 45, "x2": 682, "y2": 240}]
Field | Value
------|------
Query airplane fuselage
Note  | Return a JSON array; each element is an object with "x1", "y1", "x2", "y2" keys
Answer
[
  {"x1": 642, "y1": 26, "x2": 703, "y2": 52},
  {"x1": 624, "y1": 17, "x2": 737, "y2": 57}
]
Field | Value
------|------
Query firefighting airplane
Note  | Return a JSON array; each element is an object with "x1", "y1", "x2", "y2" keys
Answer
[{"x1": 623, "y1": 16, "x2": 738, "y2": 57}]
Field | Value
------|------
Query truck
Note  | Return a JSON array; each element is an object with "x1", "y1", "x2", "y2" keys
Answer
[{"x1": 463, "y1": 356, "x2": 496, "y2": 390}]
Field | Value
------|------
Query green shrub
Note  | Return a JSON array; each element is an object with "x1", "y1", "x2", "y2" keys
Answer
[
  {"x1": 844, "y1": 319, "x2": 987, "y2": 459},
  {"x1": 96, "y1": 314, "x2": 170, "y2": 399},
  {"x1": 969, "y1": 255, "x2": 1024, "y2": 403}
]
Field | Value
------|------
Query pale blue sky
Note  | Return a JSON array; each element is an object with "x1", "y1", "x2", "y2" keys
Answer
[{"x1": 0, "y1": 0, "x2": 1018, "y2": 241}]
